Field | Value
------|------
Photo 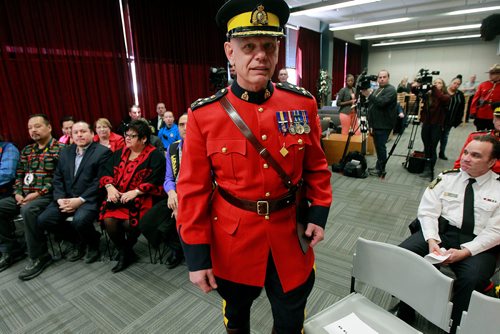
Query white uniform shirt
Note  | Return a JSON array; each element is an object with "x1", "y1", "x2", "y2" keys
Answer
[{"x1": 419, "y1": 169, "x2": 500, "y2": 256}]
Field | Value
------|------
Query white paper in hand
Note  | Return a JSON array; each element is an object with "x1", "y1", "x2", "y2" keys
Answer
[{"x1": 424, "y1": 248, "x2": 450, "y2": 264}]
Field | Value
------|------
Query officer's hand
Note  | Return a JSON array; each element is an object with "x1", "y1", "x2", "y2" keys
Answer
[
  {"x1": 305, "y1": 223, "x2": 324, "y2": 248},
  {"x1": 189, "y1": 269, "x2": 218, "y2": 293},
  {"x1": 443, "y1": 248, "x2": 471, "y2": 264},
  {"x1": 427, "y1": 239, "x2": 441, "y2": 256}
]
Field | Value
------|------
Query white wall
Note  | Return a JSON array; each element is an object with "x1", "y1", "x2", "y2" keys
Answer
[{"x1": 367, "y1": 38, "x2": 499, "y2": 85}]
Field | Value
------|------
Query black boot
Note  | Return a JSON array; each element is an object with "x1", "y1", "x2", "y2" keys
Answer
[{"x1": 112, "y1": 249, "x2": 128, "y2": 273}]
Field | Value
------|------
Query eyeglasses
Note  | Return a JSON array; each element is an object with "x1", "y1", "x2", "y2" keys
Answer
[{"x1": 124, "y1": 133, "x2": 139, "y2": 139}]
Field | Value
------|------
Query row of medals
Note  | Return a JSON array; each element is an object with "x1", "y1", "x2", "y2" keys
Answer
[{"x1": 276, "y1": 110, "x2": 310, "y2": 135}]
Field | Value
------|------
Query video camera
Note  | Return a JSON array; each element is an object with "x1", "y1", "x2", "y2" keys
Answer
[
  {"x1": 415, "y1": 68, "x2": 440, "y2": 94},
  {"x1": 209, "y1": 67, "x2": 228, "y2": 91},
  {"x1": 356, "y1": 70, "x2": 378, "y2": 91}
]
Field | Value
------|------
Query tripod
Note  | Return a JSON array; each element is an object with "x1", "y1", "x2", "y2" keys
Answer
[{"x1": 331, "y1": 94, "x2": 368, "y2": 172}]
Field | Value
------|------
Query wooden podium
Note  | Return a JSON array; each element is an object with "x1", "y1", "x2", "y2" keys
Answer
[{"x1": 322, "y1": 133, "x2": 375, "y2": 165}]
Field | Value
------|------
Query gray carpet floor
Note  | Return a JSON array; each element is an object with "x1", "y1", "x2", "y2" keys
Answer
[{"x1": 0, "y1": 121, "x2": 485, "y2": 334}]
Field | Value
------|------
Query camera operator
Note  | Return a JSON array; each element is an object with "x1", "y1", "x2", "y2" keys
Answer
[
  {"x1": 361, "y1": 70, "x2": 398, "y2": 177},
  {"x1": 412, "y1": 78, "x2": 450, "y2": 178}
]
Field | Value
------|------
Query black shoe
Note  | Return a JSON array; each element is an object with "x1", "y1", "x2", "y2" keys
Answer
[
  {"x1": 165, "y1": 250, "x2": 184, "y2": 269},
  {"x1": 439, "y1": 153, "x2": 448, "y2": 160},
  {"x1": 84, "y1": 244, "x2": 101, "y2": 264},
  {"x1": 111, "y1": 249, "x2": 137, "y2": 273},
  {"x1": 67, "y1": 243, "x2": 86, "y2": 262},
  {"x1": 18, "y1": 254, "x2": 53, "y2": 281},
  {"x1": 0, "y1": 249, "x2": 26, "y2": 272},
  {"x1": 367, "y1": 167, "x2": 381, "y2": 176}
]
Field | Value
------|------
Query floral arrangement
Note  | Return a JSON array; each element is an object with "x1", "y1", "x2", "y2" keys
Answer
[{"x1": 317, "y1": 69, "x2": 331, "y2": 105}]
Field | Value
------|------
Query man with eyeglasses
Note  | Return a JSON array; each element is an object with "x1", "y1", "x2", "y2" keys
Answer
[{"x1": 0, "y1": 114, "x2": 64, "y2": 273}]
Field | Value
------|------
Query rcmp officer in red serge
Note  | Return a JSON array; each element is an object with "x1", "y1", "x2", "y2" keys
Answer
[{"x1": 176, "y1": 0, "x2": 332, "y2": 333}]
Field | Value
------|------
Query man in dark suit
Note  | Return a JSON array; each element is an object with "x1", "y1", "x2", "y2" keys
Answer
[
  {"x1": 149, "y1": 102, "x2": 167, "y2": 135},
  {"x1": 18, "y1": 121, "x2": 111, "y2": 281}
]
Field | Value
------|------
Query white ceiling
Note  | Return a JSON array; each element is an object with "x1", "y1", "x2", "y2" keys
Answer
[{"x1": 284, "y1": 0, "x2": 500, "y2": 45}]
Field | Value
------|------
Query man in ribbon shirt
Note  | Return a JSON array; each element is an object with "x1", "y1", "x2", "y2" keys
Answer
[
  {"x1": 0, "y1": 114, "x2": 63, "y2": 273},
  {"x1": 398, "y1": 135, "x2": 499, "y2": 333},
  {"x1": 176, "y1": 0, "x2": 332, "y2": 333}
]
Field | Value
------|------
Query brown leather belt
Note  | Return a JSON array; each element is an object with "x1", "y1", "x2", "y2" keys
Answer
[{"x1": 218, "y1": 187, "x2": 296, "y2": 216}]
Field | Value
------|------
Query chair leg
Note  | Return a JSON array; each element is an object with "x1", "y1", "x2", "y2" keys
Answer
[{"x1": 100, "y1": 225, "x2": 114, "y2": 260}]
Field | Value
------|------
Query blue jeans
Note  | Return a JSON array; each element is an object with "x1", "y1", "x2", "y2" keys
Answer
[{"x1": 372, "y1": 129, "x2": 391, "y2": 172}]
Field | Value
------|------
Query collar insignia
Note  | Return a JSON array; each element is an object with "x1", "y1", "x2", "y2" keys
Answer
[
  {"x1": 264, "y1": 89, "x2": 271, "y2": 99},
  {"x1": 241, "y1": 91, "x2": 249, "y2": 101},
  {"x1": 251, "y1": 5, "x2": 268, "y2": 26}
]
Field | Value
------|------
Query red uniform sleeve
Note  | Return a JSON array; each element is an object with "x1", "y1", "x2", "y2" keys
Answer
[{"x1": 176, "y1": 108, "x2": 214, "y2": 271}]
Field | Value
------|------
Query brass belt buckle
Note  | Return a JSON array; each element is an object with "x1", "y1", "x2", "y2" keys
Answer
[{"x1": 257, "y1": 201, "x2": 269, "y2": 215}]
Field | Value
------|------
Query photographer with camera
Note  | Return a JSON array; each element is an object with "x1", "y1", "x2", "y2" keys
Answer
[
  {"x1": 470, "y1": 64, "x2": 500, "y2": 131},
  {"x1": 361, "y1": 70, "x2": 398, "y2": 177},
  {"x1": 412, "y1": 77, "x2": 450, "y2": 178}
]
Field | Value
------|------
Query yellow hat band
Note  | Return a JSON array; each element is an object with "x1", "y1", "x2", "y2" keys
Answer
[{"x1": 227, "y1": 11, "x2": 280, "y2": 33}]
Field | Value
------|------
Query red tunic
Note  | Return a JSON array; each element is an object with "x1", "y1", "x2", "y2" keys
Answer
[
  {"x1": 177, "y1": 82, "x2": 332, "y2": 292},
  {"x1": 453, "y1": 129, "x2": 500, "y2": 174},
  {"x1": 470, "y1": 81, "x2": 500, "y2": 120}
]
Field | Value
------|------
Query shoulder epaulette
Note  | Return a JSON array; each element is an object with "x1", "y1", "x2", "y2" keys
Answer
[
  {"x1": 191, "y1": 88, "x2": 228, "y2": 110},
  {"x1": 428, "y1": 176, "x2": 442, "y2": 189},
  {"x1": 442, "y1": 168, "x2": 460, "y2": 174},
  {"x1": 275, "y1": 82, "x2": 314, "y2": 99}
]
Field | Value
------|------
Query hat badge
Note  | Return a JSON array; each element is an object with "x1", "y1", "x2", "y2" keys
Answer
[{"x1": 251, "y1": 5, "x2": 268, "y2": 26}]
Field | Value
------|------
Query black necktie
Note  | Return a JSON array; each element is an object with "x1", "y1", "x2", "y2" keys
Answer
[{"x1": 461, "y1": 178, "x2": 476, "y2": 235}]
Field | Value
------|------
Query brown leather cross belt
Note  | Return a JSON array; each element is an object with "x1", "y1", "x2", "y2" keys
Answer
[{"x1": 218, "y1": 187, "x2": 296, "y2": 216}]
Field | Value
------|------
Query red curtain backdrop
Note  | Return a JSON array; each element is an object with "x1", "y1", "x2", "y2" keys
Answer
[
  {"x1": 0, "y1": 0, "x2": 132, "y2": 147},
  {"x1": 296, "y1": 27, "x2": 320, "y2": 94},
  {"x1": 332, "y1": 38, "x2": 346, "y2": 98},
  {"x1": 346, "y1": 42, "x2": 362, "y2": 79},
  {"x1": 127, "y1": 0, "x2": 227, "y2": 120}
]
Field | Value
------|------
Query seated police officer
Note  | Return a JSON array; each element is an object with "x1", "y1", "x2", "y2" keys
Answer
[{"x1": 398, "y1": 135, "x2": 500, "y2": 333}]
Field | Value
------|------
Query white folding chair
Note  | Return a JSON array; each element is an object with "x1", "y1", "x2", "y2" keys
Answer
[
  {"x1": 456, "y1": 290, "x2": 500, "y2": 334},
  {"x1": 304, "y1": 237, "x2": 454, "y2": 333}
]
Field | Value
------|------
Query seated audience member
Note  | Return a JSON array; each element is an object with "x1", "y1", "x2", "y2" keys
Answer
[
  {"x1": 117, "y1": 105, "x2": 144, "y2": 136},
  {"x1": 336, "y1": 74, "x2": 359, "y2": 135},
  {"x1": 93, "y1": 118, "x2": 125, "y2": 152},
  {"x1": 23, "y1": 122, "x2": 112, "y2": 280},
  {"x1": 439, "y1": 75, "x2": 465, "y2": 160},
  {"x1": 140, "y1": 113, "x2": 187, "y2": 269},
  {"x1": 397, "y1": 76, "x2": 411, "y2": 93},
  {"x1": 454, "y1": 103, "x2": 500, "y2": 173},
  {"x1": 58, "y1": 116, "x2": 75, "y2": 145},
  {"x1": 277, "y1": 68, "x2": 289, "y2": 84},
  {"x1": 0, "y1": 135, "x2": 19, "y2": 199},
  {"x1": 137, "y1": 118, "x2": 165, "y2": 156},
  {"x1": 0, "y1": 114, "x2": 63, "y2": 274},
  {"x1": 158, "y1": 111, "x2": 181, "y2": 150},
  {"x1": 99, "y1": 120, "x2": 165, "y2": 273},
  {"x1": 149, "y1": 102, "x2": 167, "y2": 135},
  {"x1": 398, "y1": 135, "x2": 500, "y2": 333},
  {"x1": 470, "y1": 64, "x2": 500, "y2": 131}
]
